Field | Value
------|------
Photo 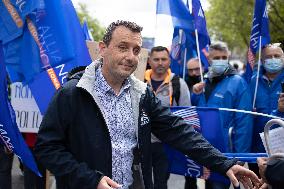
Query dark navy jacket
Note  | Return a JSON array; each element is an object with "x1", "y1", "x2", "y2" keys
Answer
[{"x1": 35, "y1": 61, "x2": 237, "y2": 189}]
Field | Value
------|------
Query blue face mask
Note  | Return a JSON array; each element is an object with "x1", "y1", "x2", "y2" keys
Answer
[
  {"x1": 211, "y1": 60, "x2": 229, "y2": 74},
  {"x1": 263, "y1": 58, "x2": 283, "y2": 73}
]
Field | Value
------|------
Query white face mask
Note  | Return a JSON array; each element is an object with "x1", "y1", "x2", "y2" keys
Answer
[
  {"x1": 263, "y1": 58, "x2": 284, "y2": 73},
  {"x1": 211, "y1": 59, "x2": 229, "y2": 74}
]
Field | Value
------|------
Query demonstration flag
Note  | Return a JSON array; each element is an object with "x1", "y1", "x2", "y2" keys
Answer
[
  {"x1": 244, "y1": 0, "x2": 270, "y2": 82},
  {"x1": 192, "y1": 0, "x2": 210, "y2": 70},
  {"x1": 28, "y1": 0, "x2": 91, "y2": 114},
  {"x1": 156, "y1": 0, "x2": 195, "y2": 31},
  {"x1": 82, "y1": 19, "x2": 94, "y2": 41},
  {"x1": 0, "y1": 0, "x2": 86, "y2": 84},
  {"x1": 156, "y1": 0, "x2": 195, "y2": 77},
  {"x1": 166, "y1": 106, "x2": 229, "y2": 183},
  {"x1": 0, "y1": 43, "x2": 41, "y2": 176}
]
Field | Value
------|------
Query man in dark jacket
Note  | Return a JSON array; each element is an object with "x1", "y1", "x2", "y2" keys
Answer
[
  {"x1": 35, "y1": 20, "x2": 260, "y2": 189},
  {"x1": 257, "y1": 157, "x2": 284, "y2": 189}
]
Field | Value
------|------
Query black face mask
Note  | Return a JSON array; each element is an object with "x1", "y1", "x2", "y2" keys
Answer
[{"x1": 188, "y1": 75, "x2": 201, "y2": 85}]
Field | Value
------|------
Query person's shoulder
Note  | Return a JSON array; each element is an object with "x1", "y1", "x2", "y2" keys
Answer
[{"x1": 228, "y1": 74, "x2": 248, "y2": 86}]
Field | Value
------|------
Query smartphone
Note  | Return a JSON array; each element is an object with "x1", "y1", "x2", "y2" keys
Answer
[{"x1": 281, "y1": 82, "x2": 284, "y2": 93}]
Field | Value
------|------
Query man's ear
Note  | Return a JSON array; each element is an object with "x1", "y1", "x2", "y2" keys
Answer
[{"x1": 99, "y1": 41, "x2": 106, "y2": 57}]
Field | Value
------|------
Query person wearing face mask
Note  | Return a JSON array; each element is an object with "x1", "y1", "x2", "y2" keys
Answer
[
  {"x1": 249, "y1": 43, "x2": 284, "y2": 176},
  {"x1": 186, "y1": 58, "x2": 204, "y2": 92},
  {"x1": 192, "y1": 41, "x2": 253, "y2": 189}
]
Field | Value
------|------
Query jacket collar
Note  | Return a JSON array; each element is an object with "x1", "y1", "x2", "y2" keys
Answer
[{"x1": 77, "y1": 59, "x2": 147, "y2": 97}]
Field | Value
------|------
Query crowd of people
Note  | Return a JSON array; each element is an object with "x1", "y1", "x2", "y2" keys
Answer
[{"x1": 1, "y1": 20, "x2": 284, "y2": 189}]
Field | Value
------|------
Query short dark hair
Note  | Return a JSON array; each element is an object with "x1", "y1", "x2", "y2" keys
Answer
[
  {"x1": 103, "y1": 20, "x2": 143, "y2": 46},
  {"x1": 150, "y1": 46, "x2": 169, "y2": 56}
]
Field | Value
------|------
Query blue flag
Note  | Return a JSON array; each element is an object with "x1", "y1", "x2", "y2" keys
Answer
[
  {"x1": 28, "y1": 0, "x2": 91, "y2": 114},
  {"x1": 156, "y1": 0, "x2": 195, "y2": 31},
  {"x1": 82, "y1": 19, "x2": 94, "y2": 41},
  {"x1": 244, "y1": 0, "x2": 270, "y2": 82},
  {"x1": 166, "y1": 106, "x2": 229, "y2": 183},
  {"x1": 0, "y1": 0, "x2": 40, "y2": 44},
  {"x1": 0, "y1": 43, "x2": 41, "y2": 176},
  {"x1": 192, "y1": 0, "x2": 210, "y2": 49},
  {"x1": 170, "y1": 28, "x2": 195, "y2": 77},
  {"x1": 170, "y1": 28, "x2": 209, "y2": 77},
  {"x1": 1, "y1": 0, "x2": 83, "y2": 83}
]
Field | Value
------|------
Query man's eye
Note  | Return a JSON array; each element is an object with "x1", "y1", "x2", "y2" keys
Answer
[
  {"x1": 133, "y1": 48, "x2": 141, "y2": 55},
  {"x1": 118, "y1": 46, "x2": 127, "y2": 51}
]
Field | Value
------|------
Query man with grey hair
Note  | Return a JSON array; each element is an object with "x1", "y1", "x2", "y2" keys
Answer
[
  {"x1": 193, "y1": 41, "x2": 253, "y2": 189},
  {"x1": 249, "y1": 43, "x2": 284, "y2": 177},
  {"x1": 35, "y1": 23, "x2": 259, "y2": 189}
]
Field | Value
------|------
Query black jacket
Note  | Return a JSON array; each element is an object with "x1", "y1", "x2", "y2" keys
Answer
[
  {"x1": 35, "y1": 61, "x2": 237, "y2": 189},
  {"x1": 265, "y1": 157, "x2": 284, "y2": 189}
]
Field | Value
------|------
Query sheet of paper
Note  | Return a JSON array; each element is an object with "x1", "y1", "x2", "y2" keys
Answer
[{"x1": 260, "y1": 126, "x2": 284, "y2": 155}]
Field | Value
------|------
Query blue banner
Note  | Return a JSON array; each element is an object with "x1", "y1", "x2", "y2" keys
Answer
[
  {"x1": 249, "y1": 0, "x2": 270, "y2": 54},
  {"x1": 1, "y1": 0, "x2": 84, "y2": 83},
  {"x1": 168, "y1": 107, "x2": 229, "y2": 183},
  {"x1": 0, "y1": 43, "x2": 40, "y2": 176},
  {"x1": 244, "y1": 0, "x2": 270, "y2": 82},
  {"x1": 0, "y1": 0, "x2": 40, "y2": 44},
  {"x1": 192, "y1": 0, "x2": 210, "y2": 49},
  {"x1": 156, "y1": 0, "x2": 195, "y2": 31},
  {"x1": 28, "y1": 0, "x2": 91, "y2": 114}
]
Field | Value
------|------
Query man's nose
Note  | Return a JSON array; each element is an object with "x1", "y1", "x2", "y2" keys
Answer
[{"x1": 125, "y1": 50, "x2": 136, "y2": 60}]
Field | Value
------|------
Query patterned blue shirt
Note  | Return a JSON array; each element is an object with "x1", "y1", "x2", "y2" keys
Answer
[{"x1": 94, "y1": 67, "x2": 137, "y2": 188}]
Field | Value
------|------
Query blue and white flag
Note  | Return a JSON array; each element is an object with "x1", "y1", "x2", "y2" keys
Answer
[
  {"x1": 0, "y1": 43, "x2": 41, "y2": 176},
  {"x1": 156, "y1": 0, "x2": 195, "y2": 31},
  {"x1": 244, "y1": 0, "x2": 270, "y2": 82},
  {"x1": 82, "y1": 19, "x2": 94, "y2": 41}
]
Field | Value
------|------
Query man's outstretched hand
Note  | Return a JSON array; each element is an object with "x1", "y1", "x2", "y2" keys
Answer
[
  {"x1": 97, "y1": 176, "x2": 122, "y2": 189},
  {"x1": 226, "y1": 165, "x2": 261, "y2": 189}
]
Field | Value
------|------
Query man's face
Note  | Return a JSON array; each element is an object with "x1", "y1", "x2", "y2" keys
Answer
[
  {"x1": 187, "y1": 60, "x2": 201, "y2": 77},
  {"x1": 262, "y1": 47, "x2": 283, "y2": 61},
  {"x1": 209, "y1": 49, "x2": 229, "y2": 64},
  {"x1": 149, "y1": 50, "x2": 170, "y2": 75},
  {"x1": 100, "y1": 26, "x2": 142, "y2": 80}
]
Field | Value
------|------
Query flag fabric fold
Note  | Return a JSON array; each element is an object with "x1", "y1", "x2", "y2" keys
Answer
[
  {"x1": 0, "y1": 43, "x2": 41, "y2": 176},
  {"x1": 156, "y1": 0, "x2": 195, "y2": 31},
  {"x1": 1, "y1": 0, "x2": 86, "y2": 84},
  {"x1": 167, "y1": 106, "x2": 229, "y2": 183},
  {"x1": 82, "y1": 19, "x2": 94, "y2": 41},
  {"x1": 244, "y1": 0, "x2": 270, "y2": 82}
]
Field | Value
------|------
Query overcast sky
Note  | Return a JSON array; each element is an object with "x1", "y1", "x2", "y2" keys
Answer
[{"x1": 71, "y1": 0, "x2": 209, "y2": 47}]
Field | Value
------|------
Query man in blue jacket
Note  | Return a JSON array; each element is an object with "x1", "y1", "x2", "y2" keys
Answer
[
  {"x1": 192, "y1": 41, "x2": 253, "y2": 189},
  {"x1": 35, "y1": 21, "x2": 259, "y2": 189},
  {"x1": 249, "y1": 43, "x2": 284, "y2": 174}
]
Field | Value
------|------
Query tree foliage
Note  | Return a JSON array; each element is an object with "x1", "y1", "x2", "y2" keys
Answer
[
  {"x1": 76, "y1": 3, "x2": 105, "y2": 41},
  {"x1": 206, "y1": 0, "x2": 284, "y2": 54}
]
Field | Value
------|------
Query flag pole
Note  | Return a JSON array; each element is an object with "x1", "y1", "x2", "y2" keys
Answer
[
  {"x1": 194, "y1": 29, "x2": 204, "y2": 83},
  {"x1": 253, "y1": 36, "x2": 262, "y2": 109},
  {"x1": 183, "y1": 48, "x2": 187, "y2": 80}
]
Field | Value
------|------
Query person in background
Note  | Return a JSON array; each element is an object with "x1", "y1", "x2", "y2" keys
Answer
[
  {"x1": 192, "y1": 41, "x2": 253, "y2": 189},
  {"x1": 186, "y1": 58, "x2": 204, "y2": 93},
  {"x1": 22, "y1": 133, "x2": 46, "y2": 189},
  {"x1": 145, "y1": 46, "x2": 191, "y2": 189},
  {"x1": 249, "y1": 43, "x2": 284, "y2": 175}
]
